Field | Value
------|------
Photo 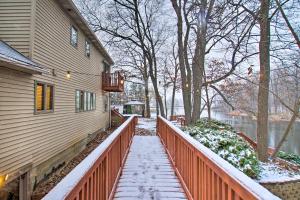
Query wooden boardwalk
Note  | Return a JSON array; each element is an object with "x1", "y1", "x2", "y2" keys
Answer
[{"x1": 114, "y1": 136, "x2": 187, "y2": 200}]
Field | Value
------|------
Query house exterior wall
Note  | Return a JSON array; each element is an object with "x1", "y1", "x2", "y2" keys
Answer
[
  {"x1": 0, "y1": 0, "x2": 32, "y2": 57},
  {"x1": 0, "y1": 0, "x2": 110, "y2": 191}
]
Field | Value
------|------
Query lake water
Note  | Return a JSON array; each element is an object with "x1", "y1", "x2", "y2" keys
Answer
[
  {"x1": 149, "y1": 106, "x2": 300, "y2": 155},
  {"x1": 165, "y1": 106, "x2": 300, "y2": 155},
  {"x1": 202, "y1": 111, "x2": 300, "y2": 155}
]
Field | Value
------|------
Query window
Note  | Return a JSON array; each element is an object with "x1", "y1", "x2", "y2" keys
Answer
[
  {"x1": 85, "y1": 40, "x2": 91, "y2": 57},
  {"x1": 92, "y1": 93, "x2": 96, "y2": 110},
  {"x1": 75, "y1": 90, "x2": 96, "y2": 112},
  {"x1": 104, "y1": 96, "x2": 109, "y2": 112},
  {"x1": 36, "y1": 83, "x2": 44, "y2": 111},
  {"x1": 84, "y1": 92, "x2": 87, "y2": 111},
  {"x1": 35, "y1": 81, "x2": 54, "y2": 113},
  {"x1": 75, "y1": 90, "x2": 80, "y2": 112},
  {"x1": 46, "y1": 85, "x2": 54, "y2": 110},
  {"x1": 70, "y1": 26, "x2": 78, "y2": 47},
  {"x1": 87, "y1": 92, "x2": 91, "y2": 111},
  {"x1": 103, "y1": 62, "x2": 110, "y2": 73},
  {"x1": 94, "y1": 94, "x2": 96, "y2": 109}
]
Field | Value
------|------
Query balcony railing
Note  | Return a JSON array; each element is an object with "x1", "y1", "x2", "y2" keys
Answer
[
  {"x1": 102, "y1": 72, "x2": 124, "y2": 92},
  {"x1": 157, "y1": 116, "x2": 280, "y2": 200}
]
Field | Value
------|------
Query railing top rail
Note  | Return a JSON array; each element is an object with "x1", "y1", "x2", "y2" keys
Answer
[
  {"x1": 158, "y1": 116, "x2": 280, "y2": 200},
  {"x1": 43, "y1": 116, "x2": 136, "y2": 200}
]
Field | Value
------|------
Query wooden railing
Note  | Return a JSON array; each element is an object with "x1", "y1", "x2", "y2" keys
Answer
[
  {"x1": 43, "y1": 116, "x2": 137, "y2": 200},
  {"x1": 102, "y1": 72, "x2": 124, "y2": 92},
  {"x1": 170, "y1": 115, "x2": 186, "y2": 126},
  {"x1": 157, "y1": 116, "x2": 280, "y2": 200},
  {"x1": 111, "y1": 107, "x2": 125, "y2": 127},
  {"x1": 237, "y1": 132, "x2": 275, "y2": 155}
]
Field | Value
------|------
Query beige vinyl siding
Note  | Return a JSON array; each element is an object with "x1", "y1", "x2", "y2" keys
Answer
[
  {"x1": 0, "y1": 0, "x2": 32, "y2": 56},
  {"x1": 0, "y1": 0, "x2": 109, "y2": 177}
]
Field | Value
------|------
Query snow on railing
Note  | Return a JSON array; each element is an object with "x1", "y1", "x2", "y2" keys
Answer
[
  {"x1": 43, "y1": 116, "x2": 137, "y2": 200},
  {"x1": 157, "y1": 116, "x2": 280, "y2": 200}
]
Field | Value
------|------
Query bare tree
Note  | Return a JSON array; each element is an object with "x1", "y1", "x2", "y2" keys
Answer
[
  {"x1": 255, "y1": 0, "x2": 272, "y2": 161},
  {"x1": 274, "y1": 0, "x2": 300, "y2": 48},
  {"x1": 78, "y1": 0, "x2": 168, "y2": 117},
  {"x1": 159, "y1": 43, "x2": 181, "y2": 117},
  {"x1": 170, "y1": 0, "x2": 256, "y2": 124},
  {"x1": 169, "y1": 44, "x2": 181, "y2": 117},
  {"x1": 119, "y1": 43, "x2": 151, "y2": 117}
]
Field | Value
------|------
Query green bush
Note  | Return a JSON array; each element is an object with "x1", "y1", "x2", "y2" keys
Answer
[
  {"x1": 192, "y1": 118, "x2": 235, "y2": 132},
  {"x1": 278, "y1": 151, "x2": 300, "y2": 166},
  {"x1": 183, "y1": 119, "x2": 260, "y2": 178}
]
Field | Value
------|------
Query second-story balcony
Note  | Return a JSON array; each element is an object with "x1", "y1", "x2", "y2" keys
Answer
[{"x1": 102, "y1": 71, "x2": 124, "y2": 92}]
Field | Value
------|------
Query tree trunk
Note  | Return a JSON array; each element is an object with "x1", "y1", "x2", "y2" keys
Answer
[
  {"x1": 164, "y1": 85, "x2": 168, "y2": 117},
  {"x1": 191, "y1": 48, "x2": 203, "y2": 124},
  {"x1": 151, "y1": 74, "x2": 165, "y2": 117},
  {"x1": 205, "y1": 85, "x2": 211, "y2": 121},
  {"x1": 156, "y1": 99, "x2": 159, "y2": 116},
  {"x1": 171, "y1": 82, "x2": 176, "y2": 116},
  {"x1": 131, "y1": 0, "x2": 164, "y2": 117},
  {"x1": 271, "y1": 99, "x2": 300, "y2": 159},
  {"x1": 144, "y1": 76, "x2": 151, "y2": 118},
  {"x1": 171, "y1": 0, "x2": 192, "y2": 124},
  {"x1": 191, "y1": 4, "x2": 206, "y2": 124},
  {"x1": 257, "y1": 0, "x2": 271, "y2": 162},
  {"x1": 273, "y1": 76, "x2": 279, "y2": 114}
]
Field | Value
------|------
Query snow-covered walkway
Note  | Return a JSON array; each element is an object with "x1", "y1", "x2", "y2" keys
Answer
[
  {"x1": 136, "y1": 118, "x2": 157, "y2": 135},
  {"x1": 114, "y1": 136, "x2": 187, "y2": 200}
]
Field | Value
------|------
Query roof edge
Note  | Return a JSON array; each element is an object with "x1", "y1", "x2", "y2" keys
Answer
[{"x1": 0, "y1": 57, "x2": 49, "y2": 75}]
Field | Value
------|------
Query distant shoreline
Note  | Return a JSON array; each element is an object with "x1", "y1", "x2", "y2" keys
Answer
[{"x1": 227, "y1": 110, "x2": 300, "y2": 122}]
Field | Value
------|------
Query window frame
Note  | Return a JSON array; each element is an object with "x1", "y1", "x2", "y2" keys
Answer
[
  {"x1": 92, "y1": 93, "x2": 96, "y2": 110},
  {"x1": 70, "y1": 25, "x2": 78, "y2": 48},
  {"x1": 103, "y1": 95, "x2": 109, "y2": 112},
  {"x1": 80, "y1": 91, "x2": 85, "y2": 111},
  {"x1": 34, "y1": 81, "x2": 54, "y2": 114},
  {"x1": 75, "y1": 90, "x2": 81, "y2": 112},
  {"x1": 84, "y1": 91, "x2": 87, "y2": 111},
  {"x1": 103, "y1": 61, "x2": 110, "y2": 73},
  {"x1": 75, "y1": 90, "x2": 96, "y2": 113},
  {"x1": 85, "y1": 40, "x2": 91, "y2": 57}
]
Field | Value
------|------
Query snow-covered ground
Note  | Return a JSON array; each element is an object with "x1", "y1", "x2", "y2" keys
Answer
[
  {"x1": 136, "y1": 118, "x2": 157, "y2": 135},
  {"x1": 258, "y1": 162, "x2": 300, "y2": 183}
]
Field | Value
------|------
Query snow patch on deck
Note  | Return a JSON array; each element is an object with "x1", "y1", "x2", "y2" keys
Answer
[{"x1": 114, "y1": 136, "x2": 187, "y2": 200}]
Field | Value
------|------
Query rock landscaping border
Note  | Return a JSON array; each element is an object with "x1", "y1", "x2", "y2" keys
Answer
[{"x1": 261, "y1": 179, "x2": 300, "y2": 200}]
